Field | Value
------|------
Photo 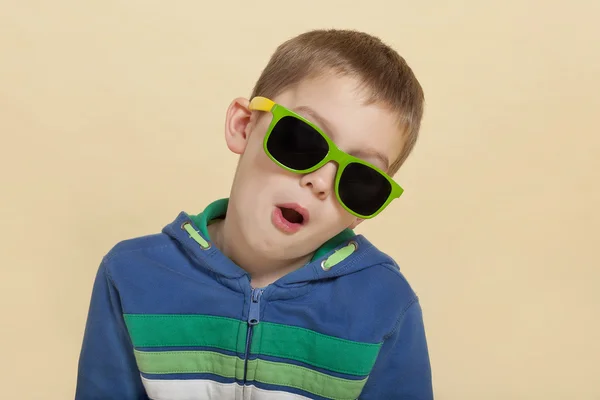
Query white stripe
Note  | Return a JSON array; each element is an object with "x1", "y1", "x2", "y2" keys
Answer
[{"x1": 141, "y1": 377, "x2": 312, "y2": 400}]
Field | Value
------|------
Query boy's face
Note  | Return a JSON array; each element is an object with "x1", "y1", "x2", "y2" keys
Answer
[{"x1": 223, "y1": 73, "x2": 405, "y2": 260}]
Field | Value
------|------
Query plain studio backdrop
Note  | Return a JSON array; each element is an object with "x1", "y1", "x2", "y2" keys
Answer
[{"x1": 1, "y1": 1, "x2": 599, "y2": 399}]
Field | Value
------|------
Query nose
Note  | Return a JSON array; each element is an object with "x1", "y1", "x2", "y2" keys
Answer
[{"x1": 299, "y1": 162, "x2": 337, "y2": 200}]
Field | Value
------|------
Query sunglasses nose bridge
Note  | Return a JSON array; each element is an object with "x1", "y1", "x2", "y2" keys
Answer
[{"x1": 300, "y1": 161, "x2": 338, "y2": 199}]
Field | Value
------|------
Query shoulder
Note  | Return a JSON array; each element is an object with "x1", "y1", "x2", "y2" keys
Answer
[
  {"x1": 347, "y1": 238, "x2": 423, "y2": 331},
  {"x1": 323, "y1": 257, "x2": 421, "y2": 342},
  {"x1": 351, "y1": 235, "x2": 419, "y2": 302},
  {"x1": 100, "y1": 232, "x2": 178, "y2": 280},
  {"x1": 104, "y1": 232, "x2": 173, "y2": 261},
  {"x1": 362, "y1": 258, "x2": 419, "y2": 310},
  {"x1": 370, "y1": 262, "x2": 424, "y2": 339}
]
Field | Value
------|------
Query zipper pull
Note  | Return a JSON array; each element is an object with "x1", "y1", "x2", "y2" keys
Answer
[{"x1": 248, "y1": 289, "x2": 263, "y2": 326}]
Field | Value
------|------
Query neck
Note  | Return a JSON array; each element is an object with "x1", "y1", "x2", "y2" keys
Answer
[{"x1": 207, "y1": 218, "x2": 312, "y2": 288}]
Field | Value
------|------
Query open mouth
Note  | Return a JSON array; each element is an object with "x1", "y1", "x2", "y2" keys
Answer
[
  {"x1": 272, "y1": 203, "x2": 309, "y2": 234},
  {"x1": 278, "y1": 206, "x2": 305, "y2": 225}
]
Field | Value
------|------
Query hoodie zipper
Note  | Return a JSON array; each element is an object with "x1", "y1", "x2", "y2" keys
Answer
[{"x1": 243, "y1": 288, "x2": 263, "y2": 384}]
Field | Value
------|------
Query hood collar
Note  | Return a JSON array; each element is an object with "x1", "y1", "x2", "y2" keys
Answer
[{"x1": 162, "y1": 199, "x2": 393, "y2": 291}]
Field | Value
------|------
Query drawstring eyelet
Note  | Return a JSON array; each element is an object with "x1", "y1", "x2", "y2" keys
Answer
[
  {"x1": 181, "y1": 222, "x2": 211, "y2": 250},
  {"x1": 321, "y1": 240, "x2": 358, "y2": 271}
]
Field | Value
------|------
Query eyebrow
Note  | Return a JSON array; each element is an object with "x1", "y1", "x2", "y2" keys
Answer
[
  {"x1": 293, "y1": 105, "x2": 390, "y2": 170},
  {"x1": 354, "y1": 149, "x2": 390, "y2": 171}
]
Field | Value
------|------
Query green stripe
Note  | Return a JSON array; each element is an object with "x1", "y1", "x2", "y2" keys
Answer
[
  {"x1": 248, "y1": 358, "x2": 367, "y2": 400},
  {"x1": 252, "y1": 322, "x2": 381, "y2": 376},
  {"x1": 124, "y1": 314, "x2": 247, "y2": 353},
  {"x1": 134, "y1": 349, "x2": 245, "y2": 378},
  {"x1": 124, "y1": 314, "x2": 381, "y2": 377},
  {"x1": 134, "y1": 350, "x2": 367, "y2": 400}
]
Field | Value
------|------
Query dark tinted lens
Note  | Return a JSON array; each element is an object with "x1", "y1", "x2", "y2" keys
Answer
[
  {"x1": 267, "y1": 116, "x2": 329, "y2": 170},
  {"x1": 339, "y1": 162, "x2": 392, "y2": 216}
]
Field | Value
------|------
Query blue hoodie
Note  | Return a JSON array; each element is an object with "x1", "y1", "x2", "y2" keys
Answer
[{"x1": 75, "y1": 198, "x2": 433, "y2": 399}]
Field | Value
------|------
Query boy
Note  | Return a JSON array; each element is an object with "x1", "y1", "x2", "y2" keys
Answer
[{"x1": 75, "y1": 29, "x2": 433, "y2": 399}]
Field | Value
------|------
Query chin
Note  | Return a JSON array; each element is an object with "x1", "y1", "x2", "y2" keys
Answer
[{"x1": 241, "y1": 223, "x2": 288, "y2": 259}]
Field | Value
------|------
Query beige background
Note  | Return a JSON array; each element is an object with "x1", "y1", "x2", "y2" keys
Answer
[{"x1": 1, "y1": 0, "x2": 599, "y2": 399}]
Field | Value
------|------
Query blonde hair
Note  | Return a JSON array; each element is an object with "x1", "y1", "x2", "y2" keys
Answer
[{"x1": 250, "y1": 29, "x2": 425, "y2": 174}]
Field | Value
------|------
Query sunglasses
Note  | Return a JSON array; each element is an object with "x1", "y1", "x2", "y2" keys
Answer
[{"x1": 248, "y1": 96, "x2": 404, "y2": 219}]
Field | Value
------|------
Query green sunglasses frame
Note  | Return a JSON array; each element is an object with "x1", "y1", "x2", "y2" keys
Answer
[{"x1": 249, "y1": 96, "x2": 404, "y2": 219}]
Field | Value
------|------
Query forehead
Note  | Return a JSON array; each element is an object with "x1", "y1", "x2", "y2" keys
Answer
[{"x1": 271, "y1": 74, "x2": 405, "y2": 171}]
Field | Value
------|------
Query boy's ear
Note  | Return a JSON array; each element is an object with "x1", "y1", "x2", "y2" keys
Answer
[
  {"x1": 224, "y1": 97, "x2": 252, "y2": 155},
  {"x1": 349, "y1": 218, "x2": 363, "y2": 229}
]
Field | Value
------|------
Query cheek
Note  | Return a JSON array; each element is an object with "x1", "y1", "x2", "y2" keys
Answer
[
  {"x1": 326, "y1": 198, "x2": 356, "y2": 226},
  {"x1": 237, "y1": 139, "x2": 292, "y2": 186},
  {"x1": 240, "y1": 130, "x2": 270, "y2": 168}
]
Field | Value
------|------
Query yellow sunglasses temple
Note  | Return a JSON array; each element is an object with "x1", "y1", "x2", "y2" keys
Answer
[{"x1": 249, "y1": 96, "x2": 276, "y2": 112}]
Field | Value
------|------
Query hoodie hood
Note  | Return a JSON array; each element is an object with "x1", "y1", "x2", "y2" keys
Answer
[{"x1": 162, "y1": 198, "x2": 396, "y2": 288}]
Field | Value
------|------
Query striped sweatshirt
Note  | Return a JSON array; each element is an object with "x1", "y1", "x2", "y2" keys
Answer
[{"x1": 75, "y1": 198, "x2": 433, "y2": 399}]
